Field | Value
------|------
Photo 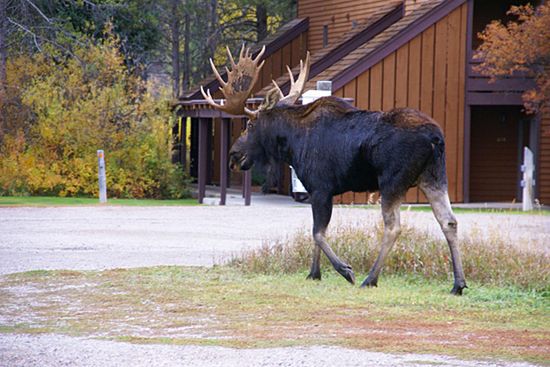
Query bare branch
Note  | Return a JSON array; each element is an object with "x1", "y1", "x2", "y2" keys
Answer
[{"x1": 23, "y1": 0, "x2": 52, "y2": 23}]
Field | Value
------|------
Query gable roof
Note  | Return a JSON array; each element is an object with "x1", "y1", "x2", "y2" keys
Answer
[
  {"x1": 325, "y1": 0, "x2": 466, "y2": 91},
  {"x1": 260, "y1": 0, "x2": 466, "y2": 96},
  {"x1": 258, "y1": 2, "x2": 404, "y2": 96}
]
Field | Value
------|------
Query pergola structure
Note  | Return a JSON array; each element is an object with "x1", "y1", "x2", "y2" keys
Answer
[{"x1": 177, "y1": 98, "x2": 264, "y2": 205}]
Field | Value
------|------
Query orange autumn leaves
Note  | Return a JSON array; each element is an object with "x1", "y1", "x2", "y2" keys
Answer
[{"x1": 474, "y1": 3, "x2": 550, "y2": 114}]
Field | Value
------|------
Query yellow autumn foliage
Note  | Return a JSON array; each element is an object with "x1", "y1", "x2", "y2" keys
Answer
[{"x1": 0, "y1": 33, "x2": 189, "y2": 199}]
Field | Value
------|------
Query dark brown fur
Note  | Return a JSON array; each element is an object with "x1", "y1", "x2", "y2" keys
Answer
[
  {"x1": 270, "y1": 97, "x2": 359, "y2": 127},
  {"x1": 383, "y1": 108, "x2": 440, "y2": 129}
]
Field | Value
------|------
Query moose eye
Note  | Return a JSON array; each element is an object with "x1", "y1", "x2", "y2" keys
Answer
[{"x1": 246, "y1": 121, "x2": 255, "y2": 130}]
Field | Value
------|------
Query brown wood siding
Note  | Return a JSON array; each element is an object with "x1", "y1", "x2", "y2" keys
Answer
[
  {"x1": 333, "y1": 4, "x2": 468, "y2": 204},
  {"x1": 298, "y1": 0, "x2": 402, "y2": 53},
  {"x1": 539, "y1": 108, "x2": 550, "y2": 204}
]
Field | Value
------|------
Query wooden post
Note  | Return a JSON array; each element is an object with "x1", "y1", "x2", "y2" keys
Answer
[
  {"x1": 198, "y1": 118, "x2": 208, "y2": 204},
  {"x1": 219, "y1": 118, "x2": 230, "y2": 205}
]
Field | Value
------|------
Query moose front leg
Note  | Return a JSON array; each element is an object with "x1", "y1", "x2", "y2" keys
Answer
[
  {"x1": 361, "y1": 195, "x2": 402, "y2": 288},
  {"x1": 309, "y1": 192, "x2": 355, "y2": 284},
  {"x1": 306, "y1": 246, "x2": 321, "y2": 280}
]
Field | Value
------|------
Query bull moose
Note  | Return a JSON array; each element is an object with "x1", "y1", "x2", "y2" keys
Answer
[{"x1": 201, "y1": 46, "x2": 467, "y2": 295}]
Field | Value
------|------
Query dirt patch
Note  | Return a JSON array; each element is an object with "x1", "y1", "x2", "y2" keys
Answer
[{"x1": 1, "y1": 267, "x2": 548, "y2": 364}]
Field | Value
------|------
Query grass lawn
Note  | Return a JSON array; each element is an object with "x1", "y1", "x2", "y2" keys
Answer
[
  {"x1": 0, "y1": 266, "x2": 548, "y2": 364},
  {"x1": 0, "y1": 196, "x2": 198, "y2": 207}
]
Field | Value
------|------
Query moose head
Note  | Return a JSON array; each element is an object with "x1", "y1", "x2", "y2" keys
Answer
[{"x1": 200, "y1": 45, "x2": 310, "y2": 172}]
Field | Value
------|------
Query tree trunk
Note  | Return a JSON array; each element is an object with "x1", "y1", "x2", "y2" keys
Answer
[
  {"x1": 256, "y1": 3, "x2": 268, "y2": 42},
  {"x1": 170, "y1": 0, "x2": 181, "y2": 98},
  {"x1": 182, "y1": 6, "x2": 190, "y2": 91},
  {"x1": 202, "y1": 0, "x2": 217, "y2": 78}
]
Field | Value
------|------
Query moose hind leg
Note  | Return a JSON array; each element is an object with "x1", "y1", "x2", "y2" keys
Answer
[
  {"x1": 361, "y1": 195, "x2": 402, "y2": 288},
  {"x1": 420, "y1": 185, "x2": 467, "y2": 295},
  {"x1": 310, "y1": 192, "x2": 355, "y2": 284}
]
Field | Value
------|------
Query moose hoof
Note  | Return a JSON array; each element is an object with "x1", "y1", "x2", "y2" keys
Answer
[
  {"x1": 450, "y1": 283, "x2": 468, "y2": 296},
  {"x1": 360, "y1": 277, "x2": 378, "y2": 288},
  {"x1": 337, "y1": 264, "x2": 355, "y2": 285},
  {"x1": 306, "y1": 271, "x2": 321, "y2": 281}
]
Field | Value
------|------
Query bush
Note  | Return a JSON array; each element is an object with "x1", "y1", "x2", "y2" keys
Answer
[
  {"x1": 0, "y1": 31, "x2": 190, "y2": 199},
  {"x1": 229, "y1": 224, "x2": 549, "y2": 292}
]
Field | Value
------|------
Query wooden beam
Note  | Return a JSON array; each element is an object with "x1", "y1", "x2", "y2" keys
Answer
[
  {"x1": 468, "y1": 78, "x2": 535, "y2": 92},
  {"x1": 219, "y1": 118, "x2": 230, "y2": 205},
  {"x1": 197, "y1": 118, "x2": 209, "y2": 204},
  {"x1": 466, "y1": 92, "x2": 524, "y2": 105}
]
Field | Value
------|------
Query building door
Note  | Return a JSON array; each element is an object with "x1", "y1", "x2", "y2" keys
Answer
[{"x1": 469, "y1": 106, "x2": 531, "y2": 202}]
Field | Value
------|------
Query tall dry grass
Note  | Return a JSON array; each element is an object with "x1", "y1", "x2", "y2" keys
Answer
[{"x1": 229, "y1": 224, "x2": 549, "y2": 292}]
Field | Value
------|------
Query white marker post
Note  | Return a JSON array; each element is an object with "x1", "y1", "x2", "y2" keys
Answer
[
  {"x1": 521, "y1": 147, "x2": 534, "y2": 211},
  {"x1": 97, "y1": 150, "x2": 107, "y2": 203}
]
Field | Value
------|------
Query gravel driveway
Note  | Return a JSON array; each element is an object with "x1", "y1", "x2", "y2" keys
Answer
[
  {"x1": 0, "y1": 199, "x2": 548, "y2": 275},
  {"x1": 0, "y1": 196, "x2": 548, "y2": 366}
]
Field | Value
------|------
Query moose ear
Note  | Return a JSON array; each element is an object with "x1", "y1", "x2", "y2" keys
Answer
[{"x1": 259, "y1": 87, "x2": 282, "y2": 110}]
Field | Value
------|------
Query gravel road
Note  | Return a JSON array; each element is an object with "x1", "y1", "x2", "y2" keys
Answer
[
  {"x1": 0, "y1": 197, "x2": 548, "y2": 366},
  {"x1": 0, "y1": 334, "x2": 541, "y2": 367},
  {"x1": 0, "y1": 200, "x2": 548, "y2": 275}
]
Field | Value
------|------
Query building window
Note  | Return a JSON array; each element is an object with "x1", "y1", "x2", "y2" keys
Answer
[{"x1": 323, "y1": 25, "x2": 328, "y2": 48}]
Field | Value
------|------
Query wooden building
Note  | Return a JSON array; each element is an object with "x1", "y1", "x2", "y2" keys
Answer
[{"x1": 176, "y1": 0, "x2": 550, "y2": 205}]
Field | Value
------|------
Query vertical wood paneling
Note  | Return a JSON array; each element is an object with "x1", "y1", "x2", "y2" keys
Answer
[
  {"x1": 271, "y1": 49, "x2": 283, "y2": 80},
  {"x1": 261, "y1": 57, "x2": 273, "y2": 92},
  {"x1": 420, "y1": 25, "x2": 435, "y2": 117},
  {"x1": 444, "y1": 7, "x2": 462, "y2": 202},
  {"x1": 282, "y1": 43, "x2": 292, "y2": 70},
  {"x1": 382, "y1": 53, "x2": 396, "y2": 111},
  {"x1": 291, "y1": 37, "x2": 301, "y2": 67},
  {"x1": 395, "y1": 45, "x2": 409, "y2": 108},
  {"x1": 408, "y1": 37, "x2": 422, "y2": 111},
  {"x1": 433, "y1": 16, "x2": 448, "y2": 131},
  {"x1": 369, "y1": 62, "x2": 383, "y2": 111},
  {"x1": 356, "y1": 71, "x2": 370, "y2": 110}
]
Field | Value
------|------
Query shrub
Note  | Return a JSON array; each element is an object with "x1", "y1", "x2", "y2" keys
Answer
[
  {"x1": 0, "y1": 31, "x2": 190, "y2": 199},
  {"x1": 229, "y1": 224, "x2": 549, "y2": 292}
]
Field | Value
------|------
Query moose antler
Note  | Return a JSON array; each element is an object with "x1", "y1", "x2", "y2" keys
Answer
[
  {"x1": 271, "y1": 51, "x2": 311, "y2": 106},
  {"x1": 200, "y1": 45, "x2": 265, "y2": 119}
]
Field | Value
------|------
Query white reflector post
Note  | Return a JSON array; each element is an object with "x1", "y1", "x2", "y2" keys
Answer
[
  {"x1": 521, "y1": 147, "x2": 534, "y2": 211},
  {"x1": 97, "y1": 150, "x2": 107, "y2": 204}
]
